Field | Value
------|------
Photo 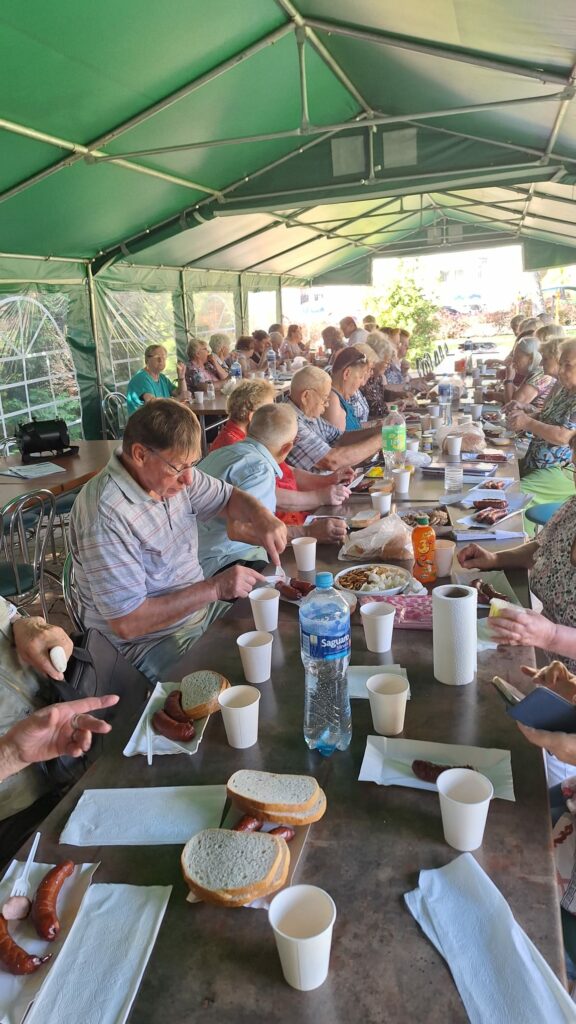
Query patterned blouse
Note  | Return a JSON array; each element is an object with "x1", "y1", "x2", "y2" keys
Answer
[
  {"x1": 348, "y1": 388, "x2": 369, "y2": 425},
  {"x1": 523, "y1": 369, "x2": 555, "y2": 412},
  {"x1": 361, "y1": 374, "x2": 387, "y2": 419},
  {"x1": 523, "y1": 386, "x2": 576, "y2": 472},
  {"x1": 531, "y1": 497, "x2": 576, "y2": 673},
  {"x1": 185, "y1": 361, "x2": 212, "y2": 391}
]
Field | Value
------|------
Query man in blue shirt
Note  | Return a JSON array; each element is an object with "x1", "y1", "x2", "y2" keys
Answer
[
  {"x1": 126, "y1": 344, "x2": 188, "y2": 414},
  {"x1": 197, "y1": 404, "x2": 347, "y2": 577}
]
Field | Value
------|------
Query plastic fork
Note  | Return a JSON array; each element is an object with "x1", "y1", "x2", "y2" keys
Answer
[
  {"x1": 10, "y1": 831, "x2": 41, "y2": 898},
  {"x1": 146, "y1": 715, "x2": 153, "y2": 766}
]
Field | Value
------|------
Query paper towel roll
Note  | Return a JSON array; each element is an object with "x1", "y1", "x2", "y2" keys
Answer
[{"x1": 433, "y1": 584, "x2": 477, "y2": 686}]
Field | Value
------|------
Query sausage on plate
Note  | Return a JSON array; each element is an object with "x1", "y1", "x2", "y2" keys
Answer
[
  {"x1": 233, "y1": 816, "x2": 263, "y2": 833},
  {"x1": 0, "y1": 917, "x2": 51, "y2": 974},
  {"x1": 152, "y1": 709, "x2": 195, "y2": 743},
  {"x1": 269, "y1": 826, "x2": 296, "y2": 843},
  {"x1": 163, "y1": 689, "x2": 189, "y2": 723},
  {"x1": 412, "y1": 759, "x2": 475, "y2": 784},
  {"x1": 31, "y1": 860, "x2": 74, "y2": 941}
]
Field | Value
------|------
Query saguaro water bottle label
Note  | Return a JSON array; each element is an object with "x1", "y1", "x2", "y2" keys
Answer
[{"x1": 300, "y1": 626, "x2": 351, "y2": 661}]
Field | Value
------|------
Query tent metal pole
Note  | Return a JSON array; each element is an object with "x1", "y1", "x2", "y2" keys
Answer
[
  {"x1": 86, "y1": 264, "x2": 108, "y2": 439},
  {"x1": 90, "y1": 91, "x2": 569, "y2": 161},
  {"x1": 295, "y1": 26, "x2": 310, "y2": 131},
  {"x1": 0, "y1": 251, "x2": 88, "y2": 263},
  {"x1": 304, "y1": 17, "x2": 570, "y2": 86},
  {"x1": 180, "y1": 270, "x2": 191, "y2": 350}
]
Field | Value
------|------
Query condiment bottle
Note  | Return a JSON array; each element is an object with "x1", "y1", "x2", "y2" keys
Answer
[{"x1": 412, "y1": 515, "x2": 437, "y2": 584}]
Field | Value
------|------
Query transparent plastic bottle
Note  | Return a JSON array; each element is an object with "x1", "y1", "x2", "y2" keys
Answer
[
  {"x1": 300, "y1": 572, "x2": 352, "y2": 757},
  {"x1": 381, "y1": 404, "x2": 406, "y2": 470},
  {"x1": 230, "y1": 355, "x2": 242, "y2": 384},
  {"x1": 438, "y1": 377, "x2": 453, "y2": 425},
  {"x1": 266, "y1": 348, "x2": 277, "y2": 380}
]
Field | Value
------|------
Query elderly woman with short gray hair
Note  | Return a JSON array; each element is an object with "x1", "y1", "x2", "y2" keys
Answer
[
  {"x1": 209, "y1": 333, "x2": 232, "y2": 379},
  {"x1": 503, "y1": 335, "x2": 555, "y2": 410},
  {"x1": 185, "y1": 336, "x2": 228, "y2": 392}
]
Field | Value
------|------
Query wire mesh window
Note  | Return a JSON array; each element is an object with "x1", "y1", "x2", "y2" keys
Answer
[
  {"x1": 103, "y1": 290, "x2": 178, "y2": 391},
  {"x1": 192, "y1": 291, "x2": 236, "y2": 341},
  {"x1": 0, "y1": 292, "x2": 83, "y2": 440}
]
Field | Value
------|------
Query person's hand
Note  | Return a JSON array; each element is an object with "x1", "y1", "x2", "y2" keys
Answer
[
  {"x1": 457, "y1": 543, "x2": 499, "y2": 571},
  {"x1": 516, "y1": 722, "x2": 576, "y2": 766},
  {"x1": 3, "y1": 695, "x2": 119, "y2": 773},
  {"x1": 507, "y1": 409, "x2": 530, "y2": 432},
  {"x1": 177, "y1": 360, "x2": 186, "y2": 380},
  {"x1": 488, "y1": 607, "x2": 557, "y2": 650},
  {"x1": 305, "y1": 517, "x2": 348, "y2": 543},
  {"x1": 12, "y1": 618, "x2": 74, "y2": 681},
  {"x1": 212, "y1": 565, "x2": 268, "y2": 602},
  {"x1": 521, "y1": 661, "x2": 576, "y2": 703},
  {"x1": 322, "y1": 484, "x2": 351, "y2": 506},
  {"x1": 328, "y1": 468, "x2": 355, "y2": 485}
]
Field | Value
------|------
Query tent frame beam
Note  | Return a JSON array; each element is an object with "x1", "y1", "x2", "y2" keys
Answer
[{"x1": 304, "y1": 17, "x2": 570, "y2": 86}]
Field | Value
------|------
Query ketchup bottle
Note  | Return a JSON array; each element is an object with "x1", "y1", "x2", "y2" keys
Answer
[{"x1": 412, "y1": 515, "x2": 437, "y2": 584}]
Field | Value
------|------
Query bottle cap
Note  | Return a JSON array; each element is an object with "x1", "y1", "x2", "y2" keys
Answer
[
  {"x1": 315, "y1": 572, "x2": 333, "y2": 588},
  {"x1": 416, "y1": 515, "x2": 429, "y2": 525},
  {"x1": 389, "y1": 404, "x2": 398, "y2": 411}
]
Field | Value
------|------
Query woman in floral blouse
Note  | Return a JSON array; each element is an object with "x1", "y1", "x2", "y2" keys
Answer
[{"x1": 502, "y1": 336, "x2": 555, "y2": 411}]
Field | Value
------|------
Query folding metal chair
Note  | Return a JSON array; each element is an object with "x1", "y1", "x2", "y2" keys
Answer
[
  {"x1": 61, "y1": 552, "x2": 85, "y2": 633},
  {"x1": 0, "y1": 489, "x2": 56, "y2": 618},
  {"x1": 102, "y1": 392, "x2": 128, "y2": 439}
]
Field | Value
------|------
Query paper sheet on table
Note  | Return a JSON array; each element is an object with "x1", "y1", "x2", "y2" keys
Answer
[
  {"x1": 24, "y1": 883, "x2": 171, "y2": 1024},
  {"x1": 405, "y1": 855, "x2": 574, "y2": 1024},
  {"x1": 123, "y1": 681, "x2": 209, "y2": 757},
  {"x1": 359, "y1": 735, "x2": 515, "y2": 801},
  {"x1": 347, "y1": 665, "x2": 410, "y2": 699},
  {"x1": 60, "y1": 786, "x2": 227, "y2": 846},
  {"x1": 186, "y1": 809, "x2": 311, "y2": 911},
  {"x1": 0, "y1": 861, "x2": 97, "y2": 1024},
  {"x1": 453, "y1": 528, "x2": 525, "y2": 542},
  {"x1": 0, "y1": 462, "x2": 66, "y2": 479}
]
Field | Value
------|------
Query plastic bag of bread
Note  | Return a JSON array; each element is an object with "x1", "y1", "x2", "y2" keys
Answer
[
  {"x1": 436, "y1": 421, "x2": 486, "y2": 454},
  {"x1": 338, "y1": 513, "x2": 413, "y2": 562}
]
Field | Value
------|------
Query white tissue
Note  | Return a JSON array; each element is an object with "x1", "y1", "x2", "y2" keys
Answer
[{"x1": 433, "y1": 584, "x2": 477, "y2": 686}]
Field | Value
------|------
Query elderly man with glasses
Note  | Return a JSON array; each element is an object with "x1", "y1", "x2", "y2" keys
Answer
[
  {"x1": 70, "y1": 400, "x2": 287, "y2": 680},
  {"x1": 285, "y1": 365, "x2": 383, "y2": 473}
]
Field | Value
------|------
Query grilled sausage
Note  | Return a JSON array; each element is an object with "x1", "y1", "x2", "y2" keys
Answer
[
  {"x1": 163, "y1": 689, "x2": 189, "y2": 723},
  {"x1": 470, "y1": 578, "x2": 508, "y2": 605},
  {"x1": 472, "y1": 499, "x2": 508, "y2": 510},
  {"x1": 0, "y1": 917, "x2": 51, "y2": 974},
  {"x1": 276, "y1": 581, "x2": 301, "y2": 601},
  {"x1": 31, "y1": 860, "x2": 74, "y2": 941},
  {"x1": 233, "y1": 816, "x2": 263, "y2": 833},
  {"x1": 483, "y1": 479, "x2": 505, "y2": 490},
  {"x1": 152, "y1": 709, "x2": 195, "y2": 743},
  {"x1": 412, "y1": 759, "x2": 474, "y2": 784},
  {"x1": 475, "y1": 507, "x2": 508, "y2": 525},
  {"x1": 269, "y1": 826, "x2": 296, "y2": 842},
  {"x1": 288, "y1": 579, "x2": 315, "y2": 596}
]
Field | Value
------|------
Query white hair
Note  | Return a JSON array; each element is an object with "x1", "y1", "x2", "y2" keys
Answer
[
  {"x1": 515, "y1": 335, "x2": 542, "y2": 372},
  {"x1": 209, "y1": 333, "x2": 231, "y2": 355},
  {"x1": 290, "y1": 365, "x2": 330, "y2": 401},
  {"x1": 247, "y1": 403, "x2": 297, "y2": 449}
]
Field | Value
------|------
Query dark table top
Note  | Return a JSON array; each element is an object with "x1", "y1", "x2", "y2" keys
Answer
[{"x1": 25, "y1": 525, "x2": 566, "y2": 1023}]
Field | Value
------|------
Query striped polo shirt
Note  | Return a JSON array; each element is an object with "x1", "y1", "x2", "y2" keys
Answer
[{"x1": 69, "y1": 449, "x2": 232, "y2": 647}]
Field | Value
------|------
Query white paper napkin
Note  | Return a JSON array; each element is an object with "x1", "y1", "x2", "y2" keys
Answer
[
  {"x1": 60, "y1": 786, "x2": 227, "y2": 846},
  {"x1": 24, "y1": 883, "x2": 171, "y2": 1024},
  {"x1": 405, "y1": 854, "x2": 574, "y2": 1024},
  {"x1": 0, "y1": 861, "x2": 97, "y2": 1024},
  {"x1": 359, "y1": 736, "x2": 515, "y2": 800},
  {"x1": 122, "y1": 681, "x2": 209, "y2": 757},
  {"x1": 347, "y1": 665, "x2": 410, "y2": 699},
  {"x1": 453, "y1": 528, "x2": 525, "y2": 542}
]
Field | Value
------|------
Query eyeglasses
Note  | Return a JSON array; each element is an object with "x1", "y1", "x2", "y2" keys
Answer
[
  {"x1": 144, "y1": 446, "x2": 198, "y2": 476},
  {"x1": 307, "y1": 389, "x2": 331, "y2": 407}
]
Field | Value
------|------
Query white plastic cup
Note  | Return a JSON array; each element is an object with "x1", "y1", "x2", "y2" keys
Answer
[
  {"x1": 434, "y1": 539, "x2": 455, "y2": 577},
  {"x1": 269, "y1": 885, "x2": 336, "y2": 991},
  {"x1": 366, "y1": 673, "x2": 409, "y2": 735},
  {"x1": 406, "y1": 439, "x2": 419, "y2": 452},
  {"x1": 291, "y1": 536, "x2": 317, "y2": 571},
  {"x1": 471, "y1": 403, "x2": 483, "y2": 421},
  {"x1": 218, "y1": 685, "x2": 261, "y2": 748},
  {"x1": 371, "y1": 491, "x2": 392, "y2": 515},
  {"x1": 249, "y1": 587, "x2": 280, "y2": 631},
  {"x1": 428, "y1": 404, "x2": 440, "y2": 417},
  {"x1": 392, "y1": 468, "x2": 410, "y2": 493},
  {"x1": 445, "y1": 435, "x2": 463, "y2": 458},
  {"x1": 236, "y1": 631, "x2": 273, "y2": 684},
  {"x1": 194, "y1": 391, "x2": 204, "y2": 404},
  {"x1": 437, "y1": 768, "x2": 493, "y2": 851},
  {"x1": 431, "y1": 415, "x2": 443, "y2": 431},
  {"x1": 360, "y1": 602, "x2": 396, "y2": 653}
]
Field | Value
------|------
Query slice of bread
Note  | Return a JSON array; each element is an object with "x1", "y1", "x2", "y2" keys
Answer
[
  {"x1": 231, "y1": 787, "x2": 327, "y2": 826},
  {"x1": 180, "y1": 670, "x2": 230, "y2": 719},
  {"x1": 227, "y1": 770, "x2": 319, "y2": 814},
  {"x1": 181, "y1": 829, "x2": 288, "y2": 906},
  {"x1": 190, "y1": 844, "x2": 290, "y2": 907}
]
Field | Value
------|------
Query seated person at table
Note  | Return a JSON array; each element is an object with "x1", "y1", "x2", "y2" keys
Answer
[
  {"x1": 208, "y1": 333, "x2": 231, "y2": 379},
  {"x1": 0, "y1": 598, "x2": 117, "y2": 860},
  {"x1": 234, "y1": 335, "x2": 258, "y2": 377},
  {"x1": 362, "y1": 331, "x2": 397, "y2": 419},
  {"x1": 209, "y1": 380, "x2": 352, "y2": 525},
  {"x1": 185, "y1": 336, "x2": 228, "y2": 393},
  {"x1": 251, "y1": 330, "x2": 272, "y2": 371},
  {"x1": 320, "y1": 325, "x2": 346, "y2": 368},
  {"x1": 502, "y1": 336, "x2": 555, "y2": 411},
  {"x1": 507, "y1": 339, "x2": 576, "y2": 515},
  {"x1": 197, "y1": 405, "x2": 348, "y2": 578},
  {"x1": 323, "y1": 347, "x2": 371, "y2": 431},
  {"x1": 69, "y1": 400, "x2": 286, "y2": 681},
  {"x1": 285, "y1": 366, "x2": 383, "y2": 473},
  {"x1": 280, "y1": 324, "x2": 309, "y2": 362},
  {"x1": 126, "y1": 344, "x2": 188, "y2": 415},
  {"x1": 339, "y1": 316, "x2": 367, "y2": 346}
]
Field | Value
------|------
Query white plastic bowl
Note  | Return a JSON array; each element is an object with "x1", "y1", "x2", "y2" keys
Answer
[{"x1": 334, "y1": 563, "x2": 411, "y2": 599}]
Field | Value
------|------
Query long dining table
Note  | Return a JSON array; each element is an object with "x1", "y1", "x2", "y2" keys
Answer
[
  {"x1": 11, "y1": 446, "x2": 568, "y2": 1023},
  {"x1": 0, "y1": 440, "x2": 117, "y2": 509}
]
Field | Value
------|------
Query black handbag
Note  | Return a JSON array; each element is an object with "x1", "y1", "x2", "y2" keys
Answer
[
  {"x1": 38, "y1": 628, "x2": 151, "y2": 791},
  {"x1": 15, "y1": 418, "x2": 79, "y2": 463}
]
